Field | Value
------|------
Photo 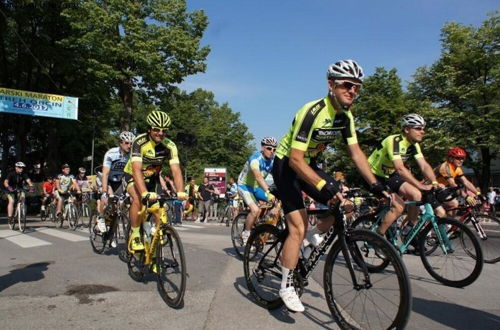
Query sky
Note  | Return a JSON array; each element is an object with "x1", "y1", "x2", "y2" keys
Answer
[{"x1": 181, "y1": 1, "x2": 498, "y2": 149}]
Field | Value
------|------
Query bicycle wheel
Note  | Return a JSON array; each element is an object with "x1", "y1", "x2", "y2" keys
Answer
[
  {"x1": 324, "y1": 229, "x2": 412, "y2": 330},
  {"x1": 19, "y1": 201, "x2": 27, "y2": 233},
  {"x1": 40, "y1": 208, "x2": 47, "y2": 222},
  {"x1": 119, "y1": 217, "x2": 132, "y2": 263},
  {"x1": 466, "y1": 215, "x2": 500, "y2": 263},
  {"x1": 243, "y1": 224, "x2": 288, "y2": 310},
  {"x1": 350, "y1": 214, "x2": 391, "y2": 272},
  {"x1": 80, "y1": 204, "x2": 91, "y2": 227},
  {"x1": 89, "y1": 213, "x2": 107, "y2": 254},
  {"x1": 156, "y1": 224, "x2": 187, "y2": 308},
  {"x1": 419, "y1": 217, "x2": 483, "y2": 287},
  {"x1": 68, "y1": 205, "x2": 78, "y2": 230},
  {"x1": 231, "y1": 212, "x2": 248, "y2": 259}
]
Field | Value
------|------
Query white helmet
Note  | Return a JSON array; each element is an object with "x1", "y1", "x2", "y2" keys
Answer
[
  {"x1": 119, "y1": 131, "x2": 135, "y2": 142},
  {"x1": 327, "y1": 59, "x2": 364, "y2": 83},
  {"x1": 261, "y1": 137, "x2": 278, "y2": 147},
  {"x1": 15, "y1": 161, "x2": 26, "y2": 168},
  {"x1": 401, "y1": 114, "x2": 426, "y2": 128}
]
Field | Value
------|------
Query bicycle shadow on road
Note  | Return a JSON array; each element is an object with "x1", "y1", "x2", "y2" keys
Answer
[
  {"x1": 222, "y1": 247, "x2": 242, "y2": 260},
  {"x1": 413, "y1": 297, "x2": 500, "y2": 328},
  {"x1": 0, "y1": 261, "x2": 51, "y2": 292}
]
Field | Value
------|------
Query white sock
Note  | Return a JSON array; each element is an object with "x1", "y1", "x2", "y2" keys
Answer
[{"x1": 281, "y1": 266, "x2": 294, "y2": 290}]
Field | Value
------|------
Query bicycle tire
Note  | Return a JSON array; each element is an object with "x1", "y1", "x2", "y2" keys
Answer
[
  {"x1": 89, "y1": 213, "x2": 107, "y2": 254},
  {"x1": 68, "y1": 205, "x2": 78, "y2": 230},
  {"x1": 40, "y1": 208, "x2": 47, "y2": 222},
  {"x1": 350, "y1": 214, "x2": 392, "y2": 272},
  {"x1": 419, "y1": 217, "x2": 483, "y2": 287},
  {"x1": 156, "y1": 224, "x2": 187, "y2": 308},
  {"x1": 324, "y1": 229, "x2": 412, "y2": 330},
  {"x1": 19, "y1": 200, "x2": 27, "y2": 233},
  {"x1": 119, "y1": 217, "x2": 132, "y2": 263},
  {"x1": 465, "y1": 214, "x2": 500, "y2": 264},
  {"x1": 243, "y1": 224, "x2": 288, "y2": 310},
  {"x1": 231, "y1": 212, "x2": 248, "y2": 259}
]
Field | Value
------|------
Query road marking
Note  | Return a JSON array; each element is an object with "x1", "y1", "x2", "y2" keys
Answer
[
  {"x1": 181, "y1": 224, "x2": 203, "y2": 229},
  {"x1": 34, "y1": 228, "x2": 88, "y2": 242},
  {"x1": 0, "y1": 230, "x2": 51, "y2": 248}
]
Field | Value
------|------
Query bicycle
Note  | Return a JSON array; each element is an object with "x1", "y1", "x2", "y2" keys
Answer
[
  {"x1": 89, "y1": 194, "x2": 130, "y2": 255},
  {"x1": 58, "y1": 191, "x2": 79, "y2": 229},
  {"x1": 219, "y1": 198, "x2": 244, "y2": 227},
  {"x1": 40, "y1": 194, "x2": 57, "y2": 222},
  {"x1": 126, "y1": 194, "x2": 187, "y2": 308},
  {"x1": 351, "y1": 189, "x2": 484, "y2": 288},
  {"x1": 231, "y1": 200, "x2": 284, "y2": 259},
  {"x1": 76, "y1": 190, "x2": 92, "y2": 228},
  {"x1": 8, "y1": 188, "x2": 28, "y2": 232},
  {"x1": 243, "y1": 204, "x2": 412, "y2": 329}
]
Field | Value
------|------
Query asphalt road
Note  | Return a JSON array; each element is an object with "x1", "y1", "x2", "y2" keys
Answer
[{"x1": 1, "y1": 216, "x2": 499, "y2": 329}]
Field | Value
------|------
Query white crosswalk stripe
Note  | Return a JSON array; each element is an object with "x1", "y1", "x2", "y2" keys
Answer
[
  {"x1": 0, "y1": 230, "x2": 51, "y2": 248},
  {"x1": 34, "y1": 228, "x2": 88, "y2": 242}
]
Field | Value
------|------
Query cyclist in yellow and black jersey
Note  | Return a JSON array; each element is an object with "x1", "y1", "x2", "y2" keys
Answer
[{"x1": 124, "y1": 110, "x2": 187, "y2": 251}]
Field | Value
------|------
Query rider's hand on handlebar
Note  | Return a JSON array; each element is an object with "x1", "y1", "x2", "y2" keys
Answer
[
  {"x1": 265, "y1": 190, "x2": 276, "y2": 202},
  {"x1": 420, "y1": 184, "x2": 434, "y2": 191},
  {"x1": 141, "y1": 191, "x2": 158, "y2": 203},
  {"x1": 176, "y1": 191, "x2": 188, "y2": 201}
]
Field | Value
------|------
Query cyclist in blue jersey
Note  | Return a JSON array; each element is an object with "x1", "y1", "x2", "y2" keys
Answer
[
  {"x1": 96, "y1": 131, "x2": 135, "y2": 234},
  {"x1": 238, "y1": 137, "x2": 278, "y2": 245}
]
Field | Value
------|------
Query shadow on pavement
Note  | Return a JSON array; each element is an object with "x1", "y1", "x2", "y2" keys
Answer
[
  {"x1": 413, "y1": 297, "x2": 500, "y2": 328},
  {"x1": 222, "y1": 247, "x2": 242, "y2": 260},
  {"x1": 0, "y1": 261, "x2": 51, "y2": 292}
]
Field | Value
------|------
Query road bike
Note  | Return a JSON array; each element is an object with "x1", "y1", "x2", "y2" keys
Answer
[
  {"x1": 76, "y1": 190, "x2": 92, "y2": 228},
  {"x1": 8, "y1": 188, "x2": 28, "y2": 232},
  {"x1": 40, "y1": 194, "x2": 57, "y2": 222},
  {"x1": 219, "y1": 198, "x2": 244, "y2": 227},
  {"x1": 89, "y1": 194, "x2": 129, "y2": 255},
  {"x1": 351, "y1": 189, "x2": 484, "y2": 288},
  {"x1": 58, "y1": 191, "x2": 79, "y2": 229},
  {"x1": 244, "y1": 204, "x2": 412, "y2": 329},
  {"x1": 126, "y1": 194, "x2": 187, "y2": 308},
  {"x1": 231, "y1": 200, "x2": 284, "y2": 259}
]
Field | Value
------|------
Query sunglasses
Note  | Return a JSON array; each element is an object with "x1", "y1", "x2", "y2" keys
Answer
[
  {"x1": 121, "y1": 141, "x2": 132, "y2": 145},
  {"x1": 151, "y1": 127, "x2": 167, "y2": 133},
  {"x1": 411, "y1": 126, "x2": 425, "y2": 131},
  {"x1": 335, "y1": 80, "x2": 361, "y2": 92},
  {"x1": 265, "y1": 146, "x2": 276, "y2": 152},
  {"x1": 454, "y1": 157, "x2": 465, "y2": 161}
]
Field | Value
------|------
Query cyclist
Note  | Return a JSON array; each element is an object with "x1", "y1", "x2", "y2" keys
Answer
[
  {"x1": 96, "y1": 131, "x2": 135, "y2": 233},
  {"x1": 55, "y1": 164, "x2": 80, "y2": 218},
  {"x1": 272, "y1": 60, "x2": 387, "y2": 312},
  {"x1": 238, "y1": 137, "x2": 278, "y2": 245},
  {"x1": 367, "y1": 113, "x2": 445, "y2": 239},
  {"x1": 124, "y1": 110, "x2": 186, "y2": 252},
  {"x1": 3, "y1": 162, "x2": 34, "y2": 224},
  {"x1": 227, "y1": 177, "x2": 240, "y2": 220},
  {"x1": 434, "y1": 147, "x2": 481, "y2": 215},
  {"x1": 41, "y1": 175, "x2": 57, "y2": 213}
]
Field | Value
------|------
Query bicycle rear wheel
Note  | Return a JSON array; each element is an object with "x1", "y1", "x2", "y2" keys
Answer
[
  {"x1": 156, "y1": 224, "x2": 186, "y2": 308},
  {"x1": 466, "y1": 215, "x2": 500, "y2": 263},
  {"x1": 420, "y1": 217, "x2": 483, "y2": 287},
  {"x1": 231, "y1": 212, "x2": 248, "y2": 259},
  {"x1": 89, "y1": 213, "x2": 107, "y2": 254},
  {"x1": 324, "y1": 229, "x2": 412, "y2": 330},
  {"x1": 19, "y1": 201, "x2": 27, "y2": 233},
  {"x1": 243, "y1": 224, "x2": 288, "y2": 310}
]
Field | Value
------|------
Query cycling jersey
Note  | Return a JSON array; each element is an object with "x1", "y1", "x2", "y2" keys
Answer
[
  {"x1": 75, "y1": 175, "x2": 91, "y2": 191},
  {"x1": 57, "y1": 174, "x2": 74, "y2": 193},
  {"x1": 4, "y1": 171, "x2": 30, "y2": 190},
  {"x1": 124, "y1": 133, "x2": 180, "y2": 179},
  {"x1": 43, "y1": 181, "x2": 55, "y2": 194},
  {"x1": 103, "y1": 146, "x2": 130, "y2": 183},
  {"x1": 238, "y1": 151, "x2": 274, "y2": 188},
  {"x1": 368, "y1": 134, "x2": 424, "y2": 178},
  {"x1": 434, "y1": 161, "x2": 464, "y2": 186},
  {"x1": 275, "y1": 96, "x2": 358, "y2": 163}
]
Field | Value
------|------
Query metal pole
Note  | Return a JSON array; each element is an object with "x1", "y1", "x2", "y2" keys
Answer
[{"x1": 90, "y1": 110, "x2": 96, "y2": 175}]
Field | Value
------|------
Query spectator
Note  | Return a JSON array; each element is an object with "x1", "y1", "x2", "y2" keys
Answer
[
  {"x1": 184, "y1": 177, "x2": 198, "y2": 221},
  {"x1": 487, "y1": 187, "x2": 497, "y2": 216},
  {"x1": 196, "y1": 176, "x2": 214, "y2": 223}
]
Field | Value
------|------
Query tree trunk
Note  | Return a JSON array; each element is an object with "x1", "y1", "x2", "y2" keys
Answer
[
  {"x1": 119, "y1": 77, "x2": 133, "y2": 131},
  {"x1": 480, "y1": 147, "x2": 491, "y2": 193}
]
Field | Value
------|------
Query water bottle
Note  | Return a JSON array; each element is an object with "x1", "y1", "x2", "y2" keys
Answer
[{"x1": 264, "y1": 214, "x2": 275, "y2": 225}]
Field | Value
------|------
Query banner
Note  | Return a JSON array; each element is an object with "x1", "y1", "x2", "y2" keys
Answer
[
  {"x1": 204, "y1": 167, "x2": 226, "y2": 198},
  {"x1": 0, "y1": 87, "x2": 78, "y2": 120}
]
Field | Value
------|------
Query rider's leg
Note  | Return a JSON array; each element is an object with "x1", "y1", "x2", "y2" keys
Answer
[
  {"x1": 244, "y1": 203, "x2": 260, "y2": 231},
  {"x1": 378, "y1": 193, "x2": 405, "y2": 234},
  {"x1": 399, "y1": 182, "x2": 422, "y2": 226},
  {"x1": 444, "y1": 198, "x2": 459, "y2": 217},
  {"x1": 6, "y1": 195, "x2": 14, "y2": 218},
  {"x1": 128, "y1": 183, "x2": 144, "y2": 250},
  {"x1": 56, "y1": 192, "x2": 63, "y2": 215}
]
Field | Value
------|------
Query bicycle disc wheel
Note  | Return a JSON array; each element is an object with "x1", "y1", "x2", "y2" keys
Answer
[
  {"x1": 89, "y1": 214, "x2": 107, "y2": 254},
  {"x1": 19, "y1": 201, "x2": 27, "y2": 233},
  {"x1": 350, "y1": 214, "x2": 391, "y2": 272},
  {"x1": 466, "y1": 215, "x2": 500, "y2": 263},
  {"x1": 231, "y1": 212, "x2": 248, "y2": 259},
  {"x1": 243, "y1": 224, "x2": 288, "y2": 310},
  {"x1": 324, "y1": 229, "x2": 412, "y2": 330},
  {"x1": 419, "y1": 217, "x2": 483, "y2": 287},
  {"x1": 156, "y1": 225, "x2": 187, "y2": 308}
]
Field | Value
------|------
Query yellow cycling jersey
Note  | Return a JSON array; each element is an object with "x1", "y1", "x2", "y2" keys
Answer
[
  {"x1": 276, "y1": 96, "x2": 358, "y2": 163},
  {"x1": 368, "y1": 134, "x2": 423, "y2": 178},
  {"x1": 124, "y1": 132, "x2": 180, "y2": 178}
]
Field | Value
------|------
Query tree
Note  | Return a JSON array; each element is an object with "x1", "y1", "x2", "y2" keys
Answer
[
  {"x1": 61, "y1": 0, "x2": 210, "y2": 131},
  {"x1": 409, "y1": 11, "x2": 500, "y2": 191}
]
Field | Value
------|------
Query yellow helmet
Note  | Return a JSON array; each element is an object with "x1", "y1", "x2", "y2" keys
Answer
[{"x1": 146, "y1": 110, "x2": 171, "y2": 128}]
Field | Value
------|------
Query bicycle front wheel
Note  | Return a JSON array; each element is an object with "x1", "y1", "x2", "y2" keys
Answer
[
  {"x1": 89, "y1": 214, "x2": 107, "y2": 254},
  {"x1": 324, "y1": 229, "x2": 412, "y2": 330},
  {"x1": 466, "y1": 214, "x2": 500, "y2": 263},
  {"x1": 156, "y1": 225, "x2": 187, "y2": 308},
  {"x1": 231, "y1": 212, "x2": 248, "y2": 259},
  {"x1": 19, "y1": 201, "x2": 27, "y2": 233},
  {"x1": 68, "y1": 205, "x2": 78, "y2": 230},
  {"x1": 243, "y1": 224, "x2": 287, "y2": 310},
  {"x1": 420, "y1": 217, "x2": 483, "y2": 287}
]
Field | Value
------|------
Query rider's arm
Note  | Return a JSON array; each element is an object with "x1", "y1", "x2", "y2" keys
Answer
[
  {"x1": 416, "y1": 157, "x2": 439, "y2": 186},
  {"x1": 250, "y1": 166, "x2": 270, "y2": 192},
  {"x1": 159, "y1": 175, "x2": 169, "y2": 193},
  {"x1": 170, "y1": 163, "x2": 185, "y2": 197},
  {"x1": 289, "y1": 148, "x2": 325, "y2": 188},
  {"x1": 347, "y1": 143, "x2": 378, "y2": 186},
  {"x1": 55, "y1": 178, "x2": 62, "y2": 192},
  {"x1": 131, "y1": 160, "x2": 148, "y2": 196},
  {"x1": 3, "y1": 178, "x2": 9, "y2": 189},
  {"x1": 459, "y1": 176, "x2": 480, "y2": 195},
  {"x1": 72, "y1": 179, "x2": 81, "y2": 193},
  {"x1": 101, "y1": 165, "x2": 111, "y2": 195},
  {"x1": 393, "y1": 158, "x2": 429, "y2": 190}
]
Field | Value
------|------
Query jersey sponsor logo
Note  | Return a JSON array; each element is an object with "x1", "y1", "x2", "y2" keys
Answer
[
  {"x1": 322, "y1": 118, "x2": 333, "y2": 126},
  {"x1": 311, "y1": 128, "x2": 342, "y2": 142}
]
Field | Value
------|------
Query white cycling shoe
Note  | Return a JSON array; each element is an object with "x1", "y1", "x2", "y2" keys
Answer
[
  {"x1": 96, "y1": 216, "x2": 107, "y2": 233},
  {"x1": 279, "y1": 286, "x2": 305, "y2": 312}
]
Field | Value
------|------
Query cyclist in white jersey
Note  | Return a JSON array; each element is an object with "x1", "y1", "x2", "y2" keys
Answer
[
  {"x1": 55, "y1": 164, "x2": 80, "y2": 217},
  {"x1": 96, "y1": 131, "x2": 135, "y2": 233}
]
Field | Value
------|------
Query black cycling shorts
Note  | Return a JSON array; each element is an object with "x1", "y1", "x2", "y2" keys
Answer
[
  {"x1": 124, "y1": 173, "x2": 158, "y2": 192},
  {"x1": 374, "y1": 173, "x2": 406, "y2": 194},
  {"x1": 272, "y1": 156, "x2": 340, "y2": 215}
]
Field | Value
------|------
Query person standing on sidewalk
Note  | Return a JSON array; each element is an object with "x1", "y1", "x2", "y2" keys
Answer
[
  {"x1": 487, "y1": 187, "x2": 497, "y2": 216},
  {"x1": 196, "y1": 176, "x2": 215, "y2": 223}
]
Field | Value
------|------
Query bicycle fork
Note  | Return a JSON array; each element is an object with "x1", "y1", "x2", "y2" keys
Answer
[{"x1": 340, "y1": 232, "x2": 372, "y2": 290}]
